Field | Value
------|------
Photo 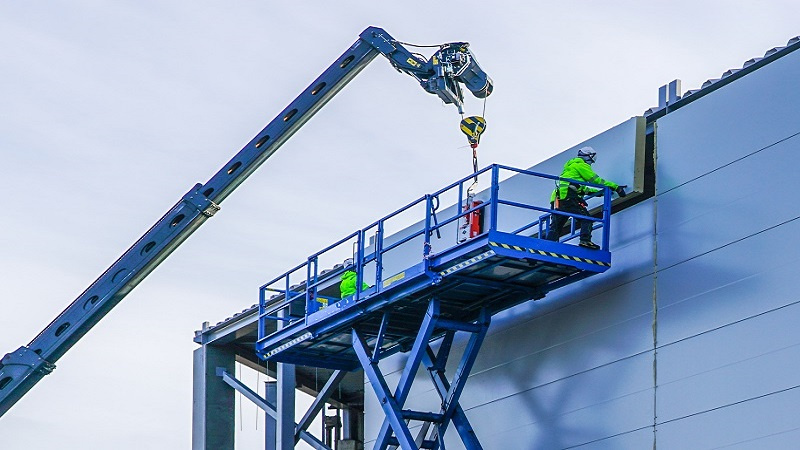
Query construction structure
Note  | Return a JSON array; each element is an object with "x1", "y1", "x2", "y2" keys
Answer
[
  {"x1": 0, "y1": 27, "x2": 491, "y2": 420},
  {"x1": 2, "y1": 21, "x2": 799, "y2": 450},
  {"x1": 193, "y1": 35, "x2": 800, "y2": 449}
]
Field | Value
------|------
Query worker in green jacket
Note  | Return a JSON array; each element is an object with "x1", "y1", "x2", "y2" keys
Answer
[
  {"x1": 340, "y1": 266, "x2": 370, "y2": 299},
  {"x1": 545, "y1": 146, "x2": 626, "y2": 249}
]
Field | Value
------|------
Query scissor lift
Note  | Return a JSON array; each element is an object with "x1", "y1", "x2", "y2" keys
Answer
[{"x1": 256, "y1": 164, "x2": 614, "y2": 449}]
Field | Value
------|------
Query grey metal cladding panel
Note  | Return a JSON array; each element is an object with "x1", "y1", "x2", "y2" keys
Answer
[
  {"x1": 453, "y1": 330, "x2": 654, "y2": 411},
  {"x1": 530, "y1": 116, "x2": 645, "y2": 196},
  {"x1": 374, "y1": 116, "x2": 645, "y2": 273},
  {"x1": 477, "y1": 427, "x2": 653, "y2": 450},
  {"x1": 656, "y1": 384, "x2": 800, "y2": 449},
  {"x1": 362, "y1": 280, "x2": 655, "y2": 442},
  {"x1": 525, "y1": 198, "x2": 655, "y2": 311},
  {"x1": 657, "y1": 218, "x2": 800, "y2": 345},
  {"x1": 384, "y1": 271, "x2": 655, "y2": 384},
  {"x1": 362, "y1": 380, "x2": 381, "y2": 442},
  {"x1": 489, "y1": 116, "x2": 644, "y2": 235},
  {"x1": 655, "y1": 47, "x2": 800, "y2": 193},
  {"x1": 373, "y1": 201, "x2": 656, "y2": 380},
  {"x1": 402, "y1": 305, "x2": 653, "y2": 413},
  {"x1": 362, "y1": 275, "x2": 656, "y2": 443},
  {"x1": 439, "y1": 354, "x2": 653, "y2": 450},
  {"x1": 706, "y1": 430, "x2": 800, "y2": 450},
  {"x1": 567, "y1": 429, "x2": 654, "y2": 450},
  {"x1": 656, "y1": 134, "x2": 800, "y2": 269},
  {"x1": 657, "y1": 301, "x2": 800, "y2": 423},
  {"x1": 464, "y1": 277, "x2": 655, "y2": 395}
]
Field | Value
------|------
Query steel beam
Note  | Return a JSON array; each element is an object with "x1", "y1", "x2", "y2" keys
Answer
[
  {"x1": 296, "y1": 370, "x2": 348, "y2": 441},
  {"x1": 216, "y1": 369, "x2": 329, "y2": 450},
  {"x1": 277, "y1": 302, "x2": 297, "y2": 450},
  {"x1": 265, "y1": 381, "x2": 277, "y2": 450},
  {"x1": 372, "y1": 312, "x2": 392, "y2": 363}
]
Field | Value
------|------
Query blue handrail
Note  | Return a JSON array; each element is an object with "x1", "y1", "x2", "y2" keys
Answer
[{"x1": 258, "y1": 164, "x2": 613, "y2": 329}]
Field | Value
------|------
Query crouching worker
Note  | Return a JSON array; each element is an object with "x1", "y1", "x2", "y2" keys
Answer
[
  {"x1": 545, "y1": 146, "x2": 626, "y2": 249},
  {"x1": 340, "y1": 261, "x2": 370, "y2": 299}
]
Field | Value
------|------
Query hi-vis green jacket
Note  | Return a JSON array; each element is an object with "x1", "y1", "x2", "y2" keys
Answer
[
  {"x1": 340, "y1": 270, "x2": 369, "y2": 299},
  {"x1": 550, "y1": 157, "x2": 619, "y2": 203}
]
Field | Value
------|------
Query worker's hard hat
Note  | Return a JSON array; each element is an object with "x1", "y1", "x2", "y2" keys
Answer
[{"x1": 577, "y1": 146, "x2": 597, "y2": 164}]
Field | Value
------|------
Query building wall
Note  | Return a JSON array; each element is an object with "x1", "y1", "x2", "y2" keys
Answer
[
  {"x1": 653, "y1": 45, "x2": 800, "y2": 448},
  {"x1": 363, "y1": 45, "x2": 800, "y2": 448}
]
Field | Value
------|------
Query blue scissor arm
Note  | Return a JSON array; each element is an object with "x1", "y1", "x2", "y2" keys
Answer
[{"x1": 0, "y1": 26, "x2": 492, "y2": 417}]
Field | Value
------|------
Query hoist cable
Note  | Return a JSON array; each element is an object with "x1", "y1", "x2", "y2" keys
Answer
[{"x1": 390, "y1": 39, "x2": 444, "y2": 49}]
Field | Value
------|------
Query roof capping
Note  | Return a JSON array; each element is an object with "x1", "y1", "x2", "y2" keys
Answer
[{"x1": 644, "y1": 35, "x2": 800, "y2": 121}]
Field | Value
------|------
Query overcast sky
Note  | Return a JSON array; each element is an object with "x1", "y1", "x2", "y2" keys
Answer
[{"x1": 1, "y1": 1, "x2": 798, "y2": 449}]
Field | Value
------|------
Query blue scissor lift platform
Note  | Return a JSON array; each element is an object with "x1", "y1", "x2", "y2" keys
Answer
[{"x1": 256, "y1": 164, "x2": 614, "y2": 449}]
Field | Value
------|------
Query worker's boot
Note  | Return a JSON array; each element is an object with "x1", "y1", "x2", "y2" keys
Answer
[{"x1": 579, "y1": 240, "x2": 600, "y2": 250}]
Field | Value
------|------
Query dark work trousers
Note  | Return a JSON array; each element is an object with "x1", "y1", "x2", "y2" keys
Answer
[{"x1": 545, "y1": 197, "x2": 593, "y2": 242}]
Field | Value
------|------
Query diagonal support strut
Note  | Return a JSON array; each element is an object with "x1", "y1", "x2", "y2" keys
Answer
[{"x1": 352, "y1": 297, "x2": 490, "y2": 450}]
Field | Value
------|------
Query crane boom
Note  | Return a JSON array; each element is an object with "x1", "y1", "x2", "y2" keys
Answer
[{"x1": 0, "y1": 26, "x2": 491, "y2": 417}]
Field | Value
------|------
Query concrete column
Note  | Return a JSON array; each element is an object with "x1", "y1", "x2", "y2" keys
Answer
[{"x1": 192, "y1": 344, "x2": 236, "y2": 450}]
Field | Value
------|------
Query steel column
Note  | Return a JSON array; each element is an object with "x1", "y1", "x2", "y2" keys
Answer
[
  {"x1": 276, "y1": 363, "x2": 296, "y2": 448},
  {"x1": 277, "y1": 298, "x2": 296, "y2": 450},
  {"x1": 265, "y1": 381, "x2": 277, "y2": 450}
]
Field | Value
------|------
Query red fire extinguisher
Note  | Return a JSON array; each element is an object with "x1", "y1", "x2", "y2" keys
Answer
[{"x1": 459, "y1": 197, "x2": 483, "y2": 242}]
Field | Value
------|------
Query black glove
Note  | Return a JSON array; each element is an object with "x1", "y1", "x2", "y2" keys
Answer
[{"x1": 615, "y1": 185, "x2": 627, "y2": 197}]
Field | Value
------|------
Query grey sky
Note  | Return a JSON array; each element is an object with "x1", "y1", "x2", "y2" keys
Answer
[{"x1": 1, "y1": 1, "x2": 798, "y2": 448}]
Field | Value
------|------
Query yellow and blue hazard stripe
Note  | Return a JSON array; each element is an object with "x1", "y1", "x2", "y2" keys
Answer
[
  {"x1": 489, "y1": 241, "x2": 610, "y2": 267},
  {"x1": 439, "y1": 250, "x2": 496, "y2": 277}
]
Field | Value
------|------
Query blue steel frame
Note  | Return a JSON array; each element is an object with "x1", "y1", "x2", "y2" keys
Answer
[
  {"x1": 353, "y1": 298, "x2": 490, "y2": 450},
  {"x1": 256, "y1": 165, "x2": 615, "y2": 448},
  {"x1": 257, "y1": 164, "x2": 613, "y2": 342}
]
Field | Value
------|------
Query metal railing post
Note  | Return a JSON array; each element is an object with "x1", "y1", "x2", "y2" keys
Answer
[
  {"x1": 490, "y1": 165, "x2": 499, "y2": 231},
  {"x1": 375, "y1": 222, "x2": 384, "y2": 290},
  {"x1": 424, "y1": 194, "x2": 432, "y2": 258},
  {"x1": 602, "y1": 186, "x2": 612, "y2": 250},
  {"x1": 355, "y1": 229, "x2": 364, "y2": 302},
  {"x1": 457, "y1": 181, "x2": 464, "y2": 245},
  {"x1": 258, "y1": 287, "x2": 265, "y2": 338},
  {"x1": 284, "y1": 275, "x2": 290, "y2": 319},
  {"x1": 305, "y1": 257, "x2": 316, "y2": 316}
]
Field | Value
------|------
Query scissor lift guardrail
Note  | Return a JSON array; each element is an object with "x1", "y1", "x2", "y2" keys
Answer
[{"x1": 255, "y1": 164, "x2": 613, "y2": 449}]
